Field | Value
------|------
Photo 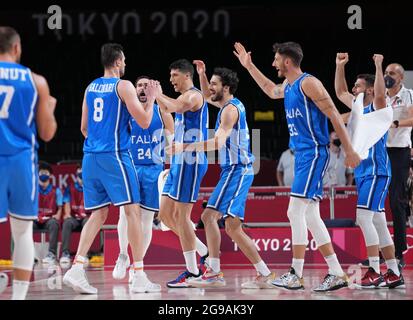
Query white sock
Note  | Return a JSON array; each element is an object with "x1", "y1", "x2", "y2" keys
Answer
[
  {"x1": 183, "y1": 250, "x2": 199, "y2": 275},
  {"x1": 369, "y1": 256, "x2": 380, "y2": 274},
  {"x1": 117, "y1": 207, "x2": 129, "y2": 255},
  {"x1": 253, "y1": 260, "x2": 271, "y2": 277},
  {"x1": 386, "y1": 259, "x2": 400, "y2": 276},
  {"x1": 12, "y1": 280, "x2": 29, "y2": 300},
  {"x1": 140, "y1": 209, "x2": 155, "y2": 257},
  {"x1": 132, "y1": 261, "x2": 144, "y2": 276},
  {"x1": 292, "y1": 258, "x2": 304, "y2": 278},
  {"x1": 209, "y1": 258, "x2": 220, "y2": 273},
  {"x1": 324, "y1": 254, "x2": 344, "y2": 277},
  {"x1": 73, "y1": 255, "x2": 87, "y2": 269},
  {"x1": 195, "y1": 238, "x2": 208, "y2": 257}
]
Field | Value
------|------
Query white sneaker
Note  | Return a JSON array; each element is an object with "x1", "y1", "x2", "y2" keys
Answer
[
  {"x1": 112, "y1": 254, "x2": 130, "y2": 280},
  {"x1": 130, "y1": 272, "x2": 161, "y2": 293},
  {"x1": 128, "y1": 268, "x2": 134, "y2": 284},
  {"x1": 0, "y1": 272, "x2": 8, "y2": 295},
  {"x1": 63, "y1": 267, "x2": 97, "y2": 294},
  {"x1": 42, "y1": 252, "x2": 56, "y2": 265}
]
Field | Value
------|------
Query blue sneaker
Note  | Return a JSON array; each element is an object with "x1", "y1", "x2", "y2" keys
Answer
[
  {"x1": 167, "y1": 270, "x2": 199, "y2": 288},
  {"x1": 199, "y1": 253, "x2": 209, "y2": 274}
]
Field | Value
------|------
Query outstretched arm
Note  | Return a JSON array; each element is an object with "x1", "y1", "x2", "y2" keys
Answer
[
  {"x1": 167, "y1": 104, "x2": 238, "y2": 154},
  {"x1": 157, "y1": 90, "x2": 203, "y2": 114},
  {"x1": 334, "y1": 52, "x2": 354, "y2": 109},
  {"x1": 301, "y1": 77, "x2": 361, "y2": 168},
  {"x1": 233, "y1": 42, "x2": 285, "y2": 99}
]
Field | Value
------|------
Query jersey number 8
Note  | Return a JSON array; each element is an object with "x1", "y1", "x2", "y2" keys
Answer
[{"x1": 93, "y1": 98, "x2": 104, "y2": 122}]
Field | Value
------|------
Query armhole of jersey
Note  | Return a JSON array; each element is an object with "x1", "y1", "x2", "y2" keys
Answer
[
  {"x1": 187, "y1": 88, "x2": 205, "y2": 113},
  {"x1": 27, "y1": 69, "x2": 38, "y2": 97},
  {"x1": 221, "y1": 103, "x2": 240, "y2": 128},
  {"x1": 115, "y1": 79, "x2": 126, "y2": 105},
  {"x1": 157, "y1": 105, "x2": 166, "y2": 129},
  {"x1": 299, "y1": 74, "x2": 312, "y2": 101}
]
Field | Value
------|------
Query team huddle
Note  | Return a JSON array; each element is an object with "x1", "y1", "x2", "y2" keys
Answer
[{"x1": 0, "y1": 26, "x2": 406, "y2": 300}]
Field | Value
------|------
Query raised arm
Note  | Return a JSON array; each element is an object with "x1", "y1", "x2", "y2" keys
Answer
[
  {"x1": 334, "y1": 53, "x2": 354, "y2": 109},
  {"x1": 118, "y1": 79, "x2": 154, "y2": 129},
  {"x1": 233, "y1": 42, "x2": 285, "y2": 99},
  {"x1": 301, "y1": 77, "x2": 361, "y2": 168},
  {"x1": 156, "y1": 89, "x2": 203, "y2": 114},
  {"x1": 372, "y1": 54, "x2": 386, "y2": 109},
  {"x1": 33, "y1": 73, "x2": 57, "y2": 142}
]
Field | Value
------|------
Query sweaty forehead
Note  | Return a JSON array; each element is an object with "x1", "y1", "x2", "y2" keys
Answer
[{"x1": 137, "y1": 79, "x2": 149, "y2": 86}]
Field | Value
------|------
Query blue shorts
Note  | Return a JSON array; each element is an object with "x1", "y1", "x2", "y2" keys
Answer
[
  {"x1": 162, "y1": 152, "x2": 207, "y2": 203},
  {"x1": 291, "y1": 146, "x2": 330, "y2": 201},
  {"x1": 356, "y1": 175, "x2": 391, "y2": 212},
  {"x1": 207, "y1": 164, "x2": 254, "y2": 220},
  {"x1": 135, "y1": 164, "x2": 163, "y2": 212},
  {"x1": 83, "y1": 151, "x2": 140, "y2": 210},
  {"x1": 0, "y1": 149, "x2": 38, "y2": 222}
]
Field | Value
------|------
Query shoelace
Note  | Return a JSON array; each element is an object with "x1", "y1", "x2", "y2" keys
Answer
[{"x1": 320, "y1": 275, "x2": 335, "y2": 288}]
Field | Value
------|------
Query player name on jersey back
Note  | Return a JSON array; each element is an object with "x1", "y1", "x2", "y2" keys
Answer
[
  {"x1": 0, "y1": 67, "x2": 29, "y2": 81},
  {"x1": 87, "y1": 82, "x2": 116, "y2": 93}
]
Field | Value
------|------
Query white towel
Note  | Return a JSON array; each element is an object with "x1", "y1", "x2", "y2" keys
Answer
[{"x1": 347, "y1": 93, "x2": 393, "y2": 160}]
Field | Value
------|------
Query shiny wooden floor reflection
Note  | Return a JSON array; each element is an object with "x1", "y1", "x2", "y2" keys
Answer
[{"x1": 0, "y1": 265, "x2": 411, "y2": 300}]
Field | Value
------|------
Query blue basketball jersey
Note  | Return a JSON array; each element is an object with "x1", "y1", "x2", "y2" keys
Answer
[
  {"x1": 0, "y1": 62, "x2": 38, "y2": 156},
  {"x1": 174, "y1": 87, "x2": 208, "y2": 144},
  {"x1": 354, "y1": 103, "x2": 391, "y2": 178},
  {"x1": 83, "y1": 77, "x2": 131, "y2": 153},
  {"x1": 130, "y1": 104, "x2": 164, "y2": 165},
  {"x1": 216, "y1": 97, "x2": 255, "y2": 168},
  {"x1": 284, "y1": 73, "x2": 329, "y2": 152}
]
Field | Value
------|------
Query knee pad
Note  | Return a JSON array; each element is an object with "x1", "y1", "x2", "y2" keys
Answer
[
  {"x1": 140, "y1": 208, "x2": 155, "y2": 233},
  {"x1": 356, "y1": 209, "x2": 379, "y2": 247},
  {"x1": 287, "y1": 197, "x2": 310, "y2": 246},
  {"x1": 305, "y1": 201, "x2": 331, "y2": 247},
  {"x1": 373, "y1": 211, "x2": 394, "y2": 248},
  {"x1": 10, "y1": 218, "x2": 34, "y2": 271}
]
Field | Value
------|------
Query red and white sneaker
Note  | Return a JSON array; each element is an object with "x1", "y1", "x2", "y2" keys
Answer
[
  {"x1": 379, "y1": 269, "x2": 405, "y2": 289},
  {"x1": 187, "y1": 268, "x2": 226, "y2": 288},
  {"x1": 355, "y1": 267, "x2": 385, "y2": 289}
]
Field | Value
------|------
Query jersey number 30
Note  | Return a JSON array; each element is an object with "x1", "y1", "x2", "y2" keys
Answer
[
  {"x1": 0, "y1": 85, "x2": 15, "y2": 119},
  {"x1": 93, "y1": 98, "x2": 104, "y2": 122}
]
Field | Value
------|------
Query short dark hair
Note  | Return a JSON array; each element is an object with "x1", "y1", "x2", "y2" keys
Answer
[
  {"x1": 169, "y1": 59, "x2": 194, "y2": 78},
  {"x1": 0, "y1": 26, "x2": 19, "y2": 54},
  {"x1": 39, "y1": 161, "x2": 52, "y2": 174},
  {"x1": 101, "y1": 43, "x2": 124, "y2": 68},
  {"x1": 272, "y1": 42, "x2": 303, "y2": 67},
  {"x1": 357, "y1": 74, "x2": 375, "y2": 88},
  {"x1": 212, "y1": 67, "x2": 239, "y2": 94},
  {"x1": 135, "y1": 75, "x2": 150, "y2": 86}
]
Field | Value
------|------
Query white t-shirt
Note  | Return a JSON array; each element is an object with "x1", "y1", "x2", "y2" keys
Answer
[
  {"x1": 277, "y1": 149, "x2": 295, "y2": 186},
  {"x1": 323, "y1": 148, "x2": 353, "y2": 187},
  {"x1": 386, "y1": 86, "x2": 413, "y2": 148}
]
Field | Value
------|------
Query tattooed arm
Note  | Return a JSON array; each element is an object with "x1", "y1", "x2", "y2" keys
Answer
[{"x1": 301, "y1": 76, "x2": 361, "y2": 168}]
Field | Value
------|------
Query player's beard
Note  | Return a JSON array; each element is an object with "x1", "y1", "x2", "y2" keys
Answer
[{"x1": 211, "y1": 88, "x2": 224, "y2": 102}]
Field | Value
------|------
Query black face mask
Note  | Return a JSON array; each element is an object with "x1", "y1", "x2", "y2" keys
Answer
[
  {"x1": 332, "y1": 139, "x2": 341, "y2": 147},
  {"x1": 384, "y1": 75, "x2": 396, "y2": 89}
]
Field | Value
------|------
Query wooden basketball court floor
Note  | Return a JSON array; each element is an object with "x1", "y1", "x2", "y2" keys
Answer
[{"x1": 0, "y1": 264, "x2": 411, "y2": 300}]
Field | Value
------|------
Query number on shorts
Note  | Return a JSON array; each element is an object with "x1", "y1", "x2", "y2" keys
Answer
[
  {"x1": 0, "y1": 85, "x2": 15, "y2": 119},
  {"x1": 93, "y1": 98, "x2": 104, "y2": 122}
]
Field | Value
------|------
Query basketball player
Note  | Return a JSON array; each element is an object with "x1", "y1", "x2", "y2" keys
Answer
[
  {"x1": 0, "y1": 26, "x2": 57, "y2": 299},
  {"x1": 234, "y1": 41, "x2": 361, "y2": 291},
  {"x1": 156, "y1": 59, "x2": 209, "y2": 287},
  {"x1": 63, "y1": 43, "x2": 160, "y2": 294},
  {"x1": 168, "y1": 60, "x2": 276, "y2": 288},
  {"x1": 112, "y1": 75, "x2": 174, "y2": 282},
  {"x1": 335, "y1": 52, "x2": 404, "y2": 289}
]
